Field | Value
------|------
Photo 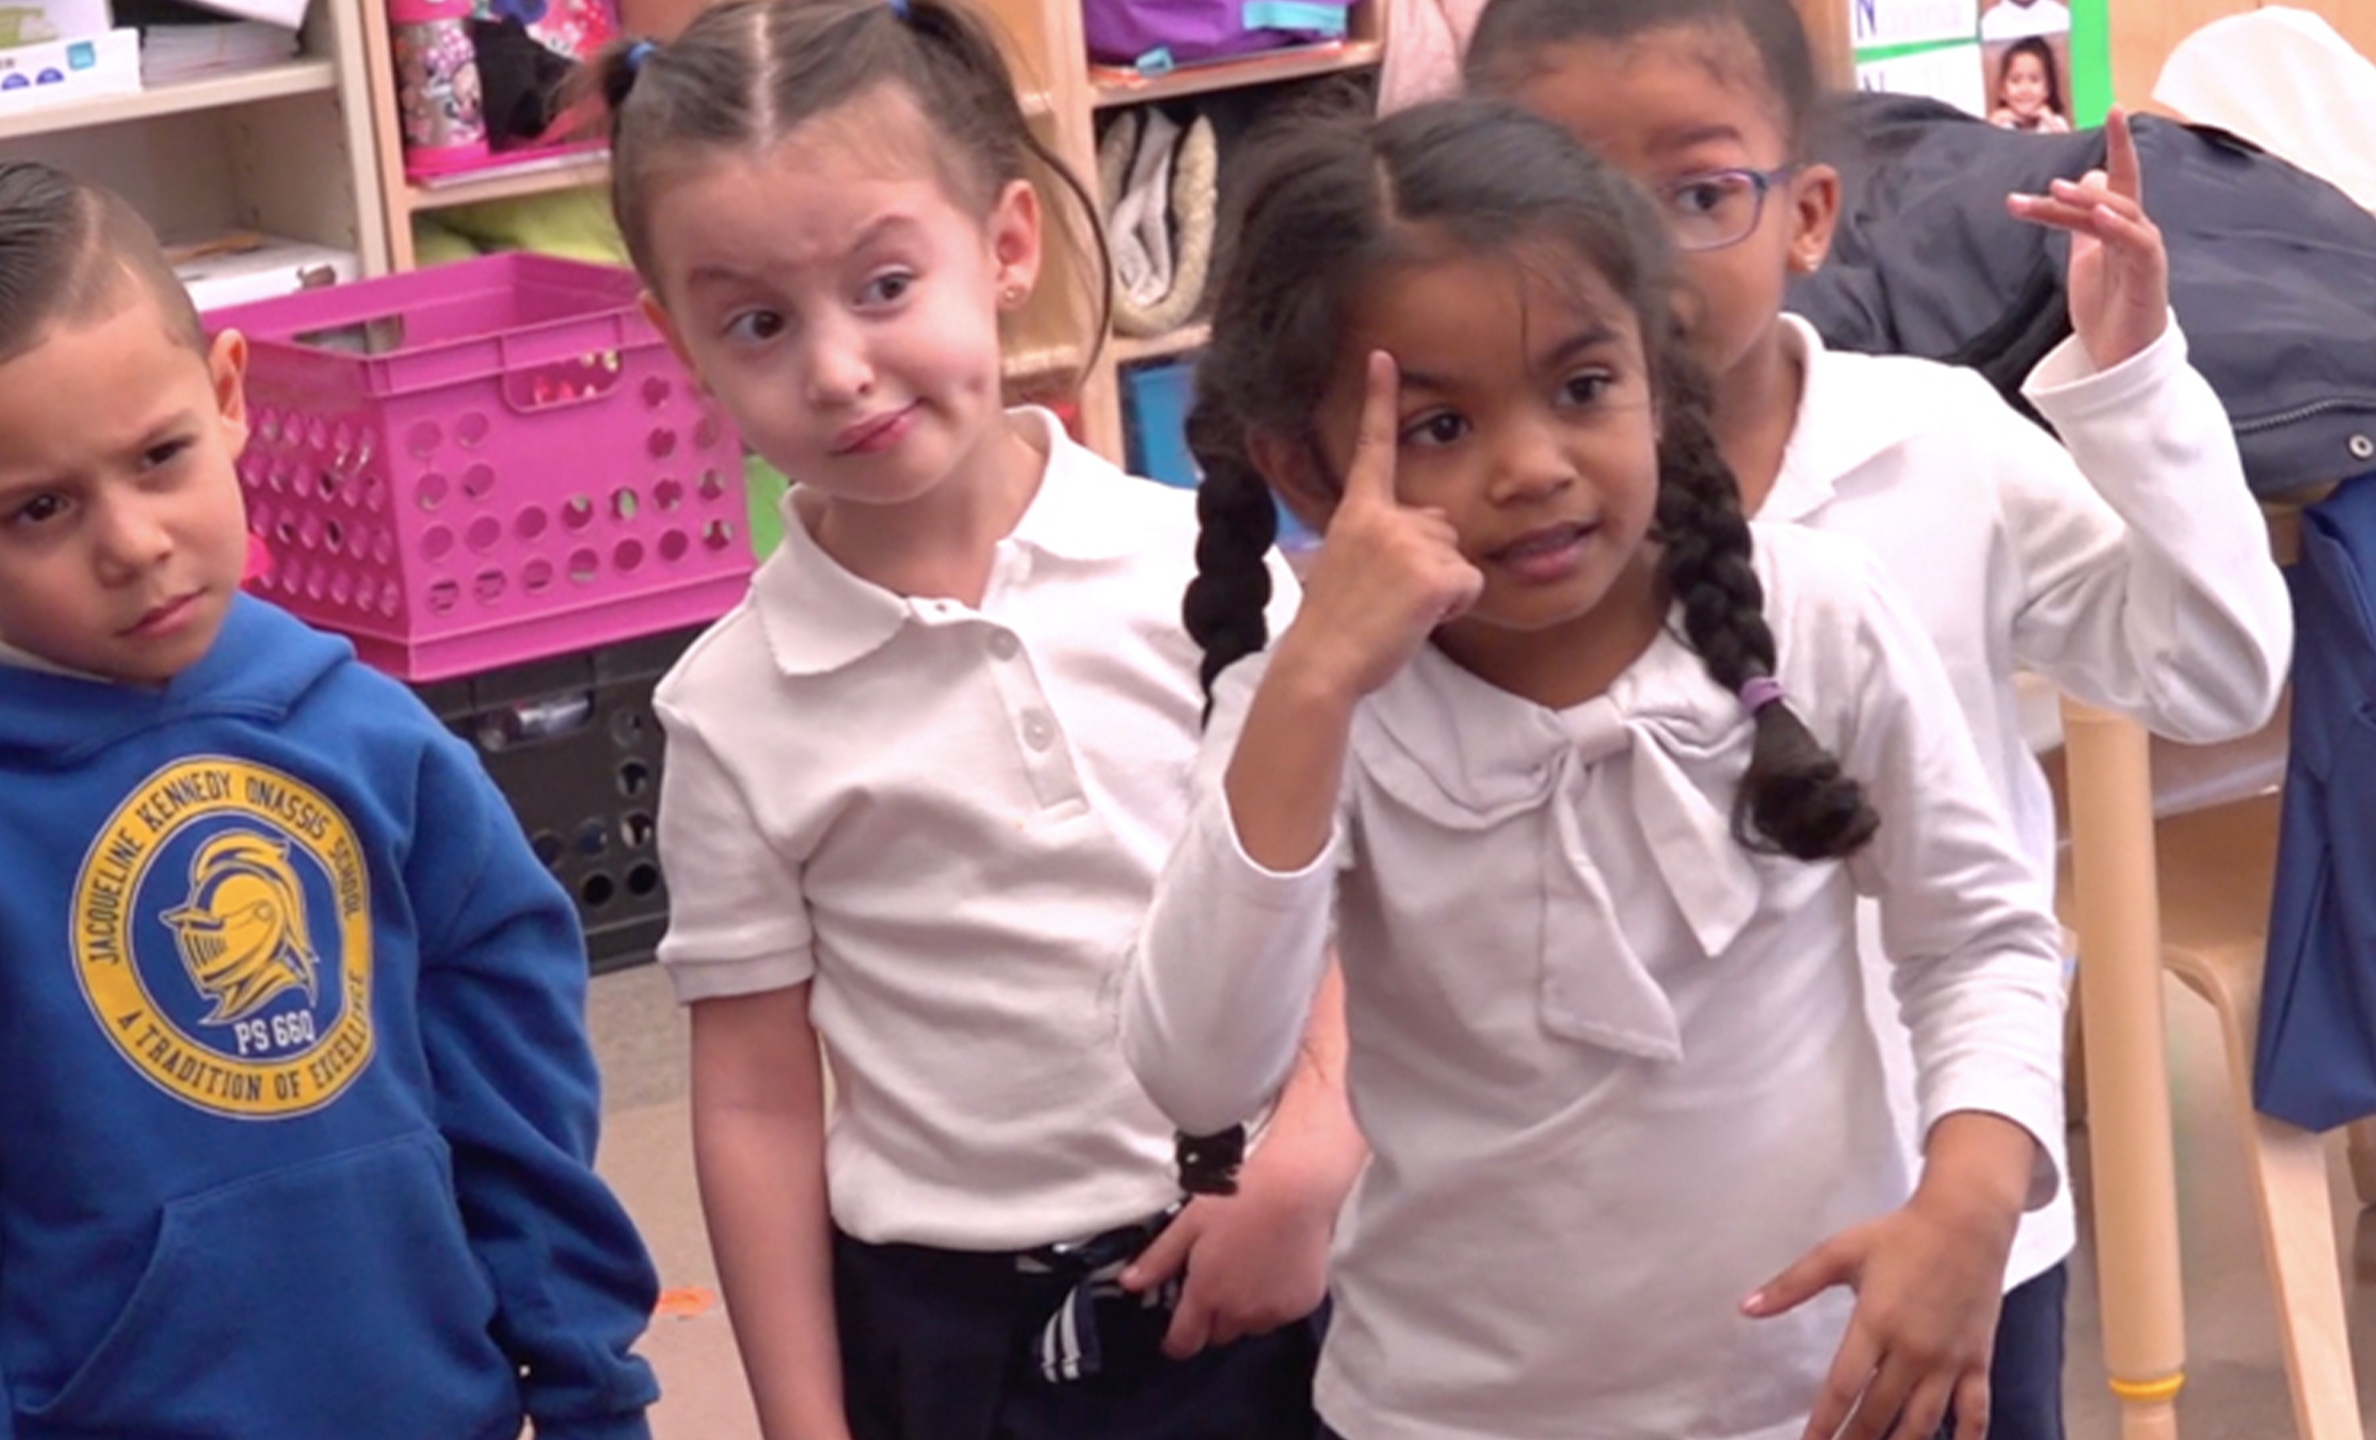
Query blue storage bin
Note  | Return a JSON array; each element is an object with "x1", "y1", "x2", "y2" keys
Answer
[
  {"x1": 1120, "y1": 353, "x2": 1321, "y2": 555},
  {"x1": 1122, "y1": 357, "x2": 1200, "y2": 489}
]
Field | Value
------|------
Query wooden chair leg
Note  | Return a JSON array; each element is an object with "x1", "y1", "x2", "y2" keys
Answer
[
  {"x1": 2241, "y1": 1109, "x2": 2363, "y2": 1440},
  {"x1": 2064, "y1": 703, "x2": 2187, "y2": 1440},
  {"x1": 2189, "y1": 946, "x2": 2364, "y2": 1440}
]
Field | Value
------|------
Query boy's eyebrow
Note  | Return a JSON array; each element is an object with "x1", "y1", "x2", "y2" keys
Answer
[
  {"x1": 0, "y1": 474, "x2": 54, "y2": 508},
  {"x1": 1649, "y1": 123, "x2": 1748, "y2": 155}
]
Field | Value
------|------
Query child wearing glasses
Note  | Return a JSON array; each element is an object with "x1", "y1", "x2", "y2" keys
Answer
[{"x1": 1464, "y1": 1, "x2": 2291, "y2": 1437}]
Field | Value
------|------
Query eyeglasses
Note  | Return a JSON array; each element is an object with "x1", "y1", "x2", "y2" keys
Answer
[{"x1": 1654, "y1": 166, "x2": 1802, "y2": 253}]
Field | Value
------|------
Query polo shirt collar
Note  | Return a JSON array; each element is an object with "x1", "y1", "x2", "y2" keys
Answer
[
  {"x1": 753, "y1": 407, "x2": 1140, "y2": 677},
  {"x1": 1761, "y1": 313, "x2": 1929, "y2": 526}
]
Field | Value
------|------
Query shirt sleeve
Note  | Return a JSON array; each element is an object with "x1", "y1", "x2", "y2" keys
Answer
[
  {"x1": 650, "y1": 698, "x2": 815, "y2": 1002},
  {"x1": 1123, "y1": 654, "x2": 1342, "y2": 1137},
  {"x1": 2003, "y1": 317, "x2": 2293, "y2": 743},
  {"x1": 1837, "y1": 558, "x2": 2070, "y2": 1210},
  {"x1": 407, "y1": 733, "x2": 661, "y2": 1440}
]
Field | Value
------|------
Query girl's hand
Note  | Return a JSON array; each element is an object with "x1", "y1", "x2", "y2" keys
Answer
[
  {"x1": 1116, "y1": 1155, "x2": 1335, "y2": 1358},
  {"x1": 1270, "y1": 350, "x2": 1484, "y2": 706},
  {"x1": 1745, "y1": 1113, "x2": 2032, "y2": 1440},
  {"x1": 2007, "y1": 107, "x2": 2168, "y2": 371}
]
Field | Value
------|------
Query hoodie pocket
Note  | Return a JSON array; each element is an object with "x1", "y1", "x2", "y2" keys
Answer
[{"x1": 26, "y1": 1131, "x2": 516, "y2": 1439}]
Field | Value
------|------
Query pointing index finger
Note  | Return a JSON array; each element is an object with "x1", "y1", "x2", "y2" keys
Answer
[
  {"x1": 1342, "y1": 349, "x2": 1403, "y2": 509},
  {"x1": 2102, "y1": 106, "x2": 2142, "y2": 207}
]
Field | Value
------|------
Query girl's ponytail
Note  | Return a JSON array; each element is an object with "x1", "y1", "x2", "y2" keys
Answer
[
  {"x1": 1652, "y1": 358, "x2": 1878, "y2": 861},
  {"x1": 591, "y1": 36, "x2": 656, "y2": 115}
]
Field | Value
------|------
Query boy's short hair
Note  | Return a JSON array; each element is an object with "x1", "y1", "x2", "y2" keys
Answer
[
  {"x1": 0, "y1": 161, "x2": 207, "y2": 366},
  {"x1": 1466, "y1": 0, "x2": 1820, "y2": 153}
]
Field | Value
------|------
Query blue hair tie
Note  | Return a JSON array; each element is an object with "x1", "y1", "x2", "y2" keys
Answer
[
  {"x1": 887, "y1": 0, "x2": 910, "y2": 19},
  {"x1": 624, "y1": 38, "x2": 657, "y2": 72}
]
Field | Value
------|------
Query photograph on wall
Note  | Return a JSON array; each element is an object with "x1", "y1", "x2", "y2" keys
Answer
[
  {"x1": 1847, "y1": 0, "x2": 2106, "y2": 127},
  {"x1": 1983, "y1": 30, "x2": 2072, "y2": 133}
]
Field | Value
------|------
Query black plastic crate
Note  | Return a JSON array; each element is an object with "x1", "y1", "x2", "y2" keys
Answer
[{"x1": 412, "y1": 625, "x2": 705, "y2": 974}]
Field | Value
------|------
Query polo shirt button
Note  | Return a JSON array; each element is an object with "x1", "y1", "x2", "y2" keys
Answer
[
  {"x1": 1023, "y1": 713, "x2": 1056, "y2": 751},
  {"x1": 989, "y1": 631, "x2": 1020, "y2": 661}
]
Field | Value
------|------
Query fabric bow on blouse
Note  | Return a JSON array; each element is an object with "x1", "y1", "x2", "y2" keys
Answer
[{"x1": 1348, "y1": 638, "x2": 1763, "y2": 1064}]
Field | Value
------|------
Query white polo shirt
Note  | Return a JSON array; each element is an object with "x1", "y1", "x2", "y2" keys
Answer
[
  {"x1": 1125, "y1": 523, "x2": 2067, "y2": 1440},
  {"x1": 1771, "y1": 315, "x2": 2292, "y2": 1289},
  {"x1": 655, "y1": 407, "x2": 1295, "y2": 1251}
]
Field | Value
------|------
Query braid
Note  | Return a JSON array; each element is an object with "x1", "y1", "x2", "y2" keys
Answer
[
  {"x1": 1652, "y1": 359, "x2": 1879, "y2": 861},
  {"x1": 1180, "y1": 436, "x2": 1279, "y2": 707}
]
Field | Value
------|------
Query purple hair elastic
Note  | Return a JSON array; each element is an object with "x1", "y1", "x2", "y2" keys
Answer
[{"x1": 1739, "y1": 675, "x2": 1786, "y2": 714}]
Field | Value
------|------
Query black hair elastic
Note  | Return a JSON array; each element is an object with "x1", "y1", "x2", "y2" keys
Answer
[{"x1": 1175, "y1": 1125, "x2": 1246, "y2": 1195}]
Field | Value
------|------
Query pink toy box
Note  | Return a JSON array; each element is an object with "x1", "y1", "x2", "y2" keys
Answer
[{"x1": 211, "y1": 253, "x2": 751, "y2": 682}]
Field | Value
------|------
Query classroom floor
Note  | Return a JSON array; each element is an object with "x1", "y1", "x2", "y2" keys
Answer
[{"x1": 586, "y1": 959, "x2": 2376, "y2": 1439}]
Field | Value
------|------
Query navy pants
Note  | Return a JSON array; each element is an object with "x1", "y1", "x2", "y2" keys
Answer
[
  {"x1": 833, "y1": 1228, "x2": 1323, "y2": 1440},
  {"x1": 1317, "y1": 1263, "x2": 2067, "y2": 1440},
  {"x1": 1985, "y1": 1261, "x2": 2068, "y2": 1440}
]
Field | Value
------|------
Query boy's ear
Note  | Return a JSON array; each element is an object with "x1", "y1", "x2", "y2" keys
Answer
[
  {"x1": 1785, "y1": 162, "x2": 1842, "y2": 276},
  {"x1": 1248, "y1": 427, "x2": 1336, "y2": 536},
  {"x1": 989, "y1": 178, "x2": 1044, "y2": 310},
  {"x1": 207, "y1": 328, "x2": 250, "y2": 444},
  {"x1": 639, "y1": 291, "x2": 710, "y2": 396}
]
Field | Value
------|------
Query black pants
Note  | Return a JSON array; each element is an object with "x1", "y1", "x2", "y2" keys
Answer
[
  {"x1": 1318, "y1": 1263, "x2": 2068, "y2": 1440},
  {"x1": 833, "y1": 1228, "x2": 1323, "y2": 1440}
]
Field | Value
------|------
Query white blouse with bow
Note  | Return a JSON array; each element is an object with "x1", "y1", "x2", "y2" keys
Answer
[{"x1": 1123, "y1": 522, "x2": 2066, "y2": 1440}]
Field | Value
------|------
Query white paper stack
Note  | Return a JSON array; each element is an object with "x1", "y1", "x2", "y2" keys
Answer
[
  {"x1": 112, "y1": 0, "x2": 295, "y2": 82},
  {"x1": 137, "y1": 15, "x2": 293, "y2": 80}
]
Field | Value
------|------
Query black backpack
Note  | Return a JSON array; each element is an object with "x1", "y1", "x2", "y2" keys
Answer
[{"x1": 1787, "y1": 91, "x2": 2376, "y2": 500}]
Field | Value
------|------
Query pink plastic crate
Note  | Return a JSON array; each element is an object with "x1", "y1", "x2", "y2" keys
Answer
[{"x1": 211, "y1": 253, "x2": 751, "y2": 682}]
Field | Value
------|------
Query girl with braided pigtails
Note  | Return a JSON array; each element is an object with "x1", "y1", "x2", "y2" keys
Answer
[{"x1": 1125, "y1": 97, "x2": 2069, "y2": 1440}]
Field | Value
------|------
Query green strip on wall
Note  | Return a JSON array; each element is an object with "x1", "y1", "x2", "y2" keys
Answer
[
  {"x1": 2068, "y1": 0, "x2": 2111, "y2": 126},
  {"x1": 1850, "y1": 35, "x2": 1979, "y2": 64}
]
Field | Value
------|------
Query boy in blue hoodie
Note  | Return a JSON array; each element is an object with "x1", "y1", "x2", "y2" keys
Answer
[{"x1": 0, "y1": 161, "x2": 660, "y2": 1439}]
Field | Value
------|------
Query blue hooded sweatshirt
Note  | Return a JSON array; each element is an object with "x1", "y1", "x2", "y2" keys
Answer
[{"x1": 0, "y1": 597, "x2": 659, "y2": 1440}]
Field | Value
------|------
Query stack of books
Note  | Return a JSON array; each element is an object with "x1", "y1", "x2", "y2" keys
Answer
[{"x1": 113, "y1": 0, "x2": 298, "y2": 85}]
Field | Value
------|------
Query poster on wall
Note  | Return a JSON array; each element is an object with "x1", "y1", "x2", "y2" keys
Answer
[{"x1": 1848, "y1": 0, "x2": 2110, "y2": 130}]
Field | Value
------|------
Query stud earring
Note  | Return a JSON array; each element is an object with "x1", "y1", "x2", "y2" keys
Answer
[{"x1": 1002, "y1": 284, "x2": 1025, "y2": 306}]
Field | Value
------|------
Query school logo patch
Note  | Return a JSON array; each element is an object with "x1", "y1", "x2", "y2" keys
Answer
[{"x1": 73, "y1": 758, "x2": 375, "y2": 1118}]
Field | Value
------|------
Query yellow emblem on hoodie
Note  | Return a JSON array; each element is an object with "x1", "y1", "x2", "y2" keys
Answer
[{"x1": 74, "y1": 758, "x2": 375, "y2": 1118}]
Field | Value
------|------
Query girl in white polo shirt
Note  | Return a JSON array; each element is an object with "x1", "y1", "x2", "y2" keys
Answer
[
  {"x1": 590, "y1": 2, "x2": 1361, "y2": 1437},
  {"x1": 1123, "y1": 99, "x2": 2066, "y2": 1440}
]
